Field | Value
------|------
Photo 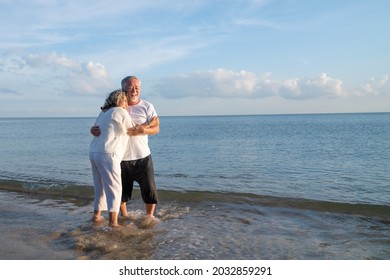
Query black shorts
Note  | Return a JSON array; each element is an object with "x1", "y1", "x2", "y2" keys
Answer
[{"x1": 121, "y1": 155, "x2": 158, "y2": 204}]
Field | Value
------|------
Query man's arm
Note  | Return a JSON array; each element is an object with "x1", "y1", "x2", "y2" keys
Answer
[
  {"x1": 90, "y1": 126, "x2": 101, "y2": 136},
  {"x1": 145, "y1": 116, "x2": 160, "y2": 134}
]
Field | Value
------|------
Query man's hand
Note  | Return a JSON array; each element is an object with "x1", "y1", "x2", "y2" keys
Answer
[{"x1": 90, "y1": 126, "x2": 101, "y2": 136}]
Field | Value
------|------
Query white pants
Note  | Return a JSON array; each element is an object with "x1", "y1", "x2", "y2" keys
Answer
[{"x1": 89, "y1": 152, "x2": 122, "y2": 212}]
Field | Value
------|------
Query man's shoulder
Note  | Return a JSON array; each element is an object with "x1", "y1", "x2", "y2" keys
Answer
[
  {"x1": 139, "y1": 99, "x2": 154, "y2": 107},
  {"x1": 128, "y1": 100, "x2": 157, "y2": 119},
  {"x1": 138, "y1": 100, "x2": 156, "y2": 113}
]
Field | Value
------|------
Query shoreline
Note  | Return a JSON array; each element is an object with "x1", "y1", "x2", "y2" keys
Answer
[{"x1": 1, "y1": 185, "x2": 389, "y2": 260}]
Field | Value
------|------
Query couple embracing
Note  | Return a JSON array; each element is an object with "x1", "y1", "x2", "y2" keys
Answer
[{"x1": 89, "y1": 76, "x2": 159, "y2": 227}]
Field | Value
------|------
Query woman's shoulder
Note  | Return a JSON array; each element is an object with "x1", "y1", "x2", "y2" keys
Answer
[
  {"x1": 111, "y1": 107, "x2": 131, "y2": 120},
  {"x1": 111, "y1": 107, "x2": 127, "y2": 114}
]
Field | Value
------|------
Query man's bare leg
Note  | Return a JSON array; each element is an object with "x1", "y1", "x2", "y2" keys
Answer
[
  {"x1": 145, "y1": 203, "x2": 156, "y2": 217},
  {"x1": 120, "y1": 202, "x2": 128, "y2": 217}
]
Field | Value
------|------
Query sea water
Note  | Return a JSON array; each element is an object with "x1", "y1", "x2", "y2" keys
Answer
[{"x1": 0, "y1": 113, "x2": 389, "y2": 259}]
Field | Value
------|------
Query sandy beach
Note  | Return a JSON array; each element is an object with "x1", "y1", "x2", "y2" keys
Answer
[{"x1": 0, "y1": 190, "x2": 80, "y2": 260}]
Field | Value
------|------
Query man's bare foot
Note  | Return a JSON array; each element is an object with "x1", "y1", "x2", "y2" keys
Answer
[
  {"x1": 138, "y1": 215, "x2": 160, "y2": 228},
  {"x1": 120, "y1": 202, "x2": 128, "y2": 217}
]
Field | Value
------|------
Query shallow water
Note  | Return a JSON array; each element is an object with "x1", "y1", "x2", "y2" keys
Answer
[{"x1": 1, "y1": 187, "x2": 389, "y2": 260}]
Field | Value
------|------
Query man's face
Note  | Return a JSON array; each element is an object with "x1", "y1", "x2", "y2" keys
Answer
[{"x1": 123, "y1": 78, "x2": 141, "y2": 105}]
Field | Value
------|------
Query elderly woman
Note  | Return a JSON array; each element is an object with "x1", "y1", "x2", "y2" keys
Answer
[{"x1": 89, "y1": 89, "x2": 134, "y2": 227}]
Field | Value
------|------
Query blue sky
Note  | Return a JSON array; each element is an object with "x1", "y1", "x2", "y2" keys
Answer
[{"x1": 0, "y1": 0, "x2": 389, "y2": 117}]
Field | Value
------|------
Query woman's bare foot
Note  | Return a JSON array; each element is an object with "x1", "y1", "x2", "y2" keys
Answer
[
  {"x1": 92, "y1": 215, "x2": 105, "y2": 223},
  {"x1": 109, "y1": 223, "x2": 123, "y2": 228}
]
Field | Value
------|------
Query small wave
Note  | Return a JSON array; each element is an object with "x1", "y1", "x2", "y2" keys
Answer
[
  {"x1": 0, "y1": 179, "x2": 93, "y2": 206},
  {"x1": 1, "y1": 179, "x2": 389, "y2": 220}
]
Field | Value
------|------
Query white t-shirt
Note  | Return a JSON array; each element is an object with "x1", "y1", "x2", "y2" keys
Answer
[
  {"x1": 89, "y1": 107, "x2": 134, "y2": 160},
  {"x1": 122, "y1": 100, "x2": 158, "y2": 161}
]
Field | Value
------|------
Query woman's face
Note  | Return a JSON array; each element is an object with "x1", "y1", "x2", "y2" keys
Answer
[{"x1": 119, "y1": 97, "x2": 128, "y2": 109}]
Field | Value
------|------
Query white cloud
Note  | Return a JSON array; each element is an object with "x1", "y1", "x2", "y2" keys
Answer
[
  {"x1": 1, "y1": 51, "x2": 114, "y2": 96},
  {"x1": 82, "y1": 61, "x2": 108, "y2": 80},
  {"x1": 379, "y1": 74, "x2": 389, "y2": 87},
  {"x1": 153, "y1": 69, "x2": 281, "y2": 99},
  {"x1": 24, "y1": 52, "x2": 79, "y2": 70},
  {"x1": 153, "y1": 69, "x2": 347, "y2": 100},
  {"x1": 280, "y1": 73, "x2": 346, "y2": 99},
  {"x1": 355, "y1": 74, "x2": 389, "y2": 96}
]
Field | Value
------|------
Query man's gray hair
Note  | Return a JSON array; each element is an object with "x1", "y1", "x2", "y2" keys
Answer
[{"x1": 121, "y1": 75, "x2": 141, "y2": 89}]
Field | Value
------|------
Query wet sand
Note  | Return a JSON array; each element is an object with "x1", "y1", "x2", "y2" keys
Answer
[
  {"x1": 0, "y1": 188, "x2": 160, "y2": 260},
  {"x1": 0, "y1": 190, "x2": 79, "y2": 260}
]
